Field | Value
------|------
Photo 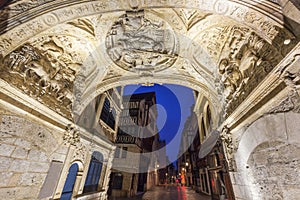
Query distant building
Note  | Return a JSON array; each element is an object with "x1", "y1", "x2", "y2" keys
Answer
[
  {"x1": 177, "y1": 96, "x2": 235, "y2": 200},
  {"x1": 108, "y1": 92, "x2": 160, "y2": 198}
]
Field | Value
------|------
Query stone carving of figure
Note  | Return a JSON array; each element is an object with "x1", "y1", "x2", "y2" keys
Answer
[
  {"x1": 229, "y1": 32, "x2": 261, "y2": 84},
  {"x1": 219, "y1": 58, "x2": 242, "y2": 100}
]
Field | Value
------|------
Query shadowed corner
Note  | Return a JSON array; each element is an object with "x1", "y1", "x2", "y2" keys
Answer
[
  {"x1": 280, "y1": 0, "x2": 300, "y2": 50},
  {"x1": 0, "y1": 0, "x2": 11, "y2": 35}
]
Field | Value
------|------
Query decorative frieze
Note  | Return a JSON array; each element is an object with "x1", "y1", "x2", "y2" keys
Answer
[
  {"x1": 0, "y1": 0, "x2": 286, "y2": 59},
  {"x1": 72, "y1": 142, "x2": 87, "y2": 163},
  {"x1": 174, "y1": 8, "x2": 210, "y2": 31},
  {"x1": 0, "y1": 35, "x2": 82, "y2": 118}
]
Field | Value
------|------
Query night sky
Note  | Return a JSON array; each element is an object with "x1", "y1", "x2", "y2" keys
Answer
[{"x1": 123, "y1": 84, "x2": 195, "y2": 166}]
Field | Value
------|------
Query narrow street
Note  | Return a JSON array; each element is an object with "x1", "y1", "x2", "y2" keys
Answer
[{"x1": 109, "y1": 185, "x2": 211, "y2": 200}]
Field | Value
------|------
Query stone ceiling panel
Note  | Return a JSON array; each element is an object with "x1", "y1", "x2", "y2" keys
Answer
[{"x1": 0, "y1": 0, "x2": 299, "y2": 121}]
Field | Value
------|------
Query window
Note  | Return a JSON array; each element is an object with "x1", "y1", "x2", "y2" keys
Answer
[
  {"x1": 38, "y1": 160, "x2": 64, "y2": 199},
  {"x1": 100, "y1": 98, "x2": 116, "y2": 129},
  {"x1": 114, "y1": 147, "x2": 120, "y2": 158},
  {"x1": 61, "y1": 163, "x2": 79, "y2": 200},
  {"x1": 207, "y1": 105, "x2": 212, "y2": 133},
  {"x1": 112, "y1": 173, "x2": 123, "y2": 189},
  {"x1": 83, "y1": 152, "x2": 103, "y2": 193},
  {"x1": 121, "y1": 147, "x2": 127, "y2": 158}
]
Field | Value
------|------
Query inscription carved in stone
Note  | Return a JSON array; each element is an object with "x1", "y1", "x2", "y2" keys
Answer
[{"x1": 105, "y1": 10, "x2": 178, "y2": 73}]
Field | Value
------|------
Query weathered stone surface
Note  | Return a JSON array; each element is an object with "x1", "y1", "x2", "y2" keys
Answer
[
  {"x1": 285, "y1": 112, "x2": 300, "y2": 145},
  {"x1": 0, "y1": 172, "x2": 13, "y2": 187},
  {"x1": 28, "y1": 162, "x2": 49, "y2": 173},
  {"x1": 28, "y1": 149, "x2": 48, "y2": 162},
  {"x1": 11, "y1": 147, "x2": 29, "y2": 159},
  {"x1": 0, "y1": 157, "x2": 13, "y2": 171},
  {"x1": 232, "y1": 111, "x2": 300, "y2": 199},
  {"x1": 19, "y1": 172, "x2": 47, "y2": 186},
  {"x1": 0, "y1": 143, "x2": 15, "y2": 157},
  {"x1": 10, "y1": 160, "x2": 31, "y2": 172}
]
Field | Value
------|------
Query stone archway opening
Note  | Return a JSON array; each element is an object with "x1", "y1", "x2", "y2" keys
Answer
[{"x1": 1, "y1": 1, "x2": 300, "y2": 200}]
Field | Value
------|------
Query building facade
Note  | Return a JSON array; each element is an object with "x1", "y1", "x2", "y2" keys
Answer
[
  {"x1": 178, "y1": 99, "x2": 235, "y2": 199},
  {"x1": 109, "y1": 92, "x2": 160, "y2": 198}
]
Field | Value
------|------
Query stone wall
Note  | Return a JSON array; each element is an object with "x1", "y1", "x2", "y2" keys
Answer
[
  {"x1": 0, "y1": 113, "x2": 67, "y2": 199},
  {"x1": 0, "y1": 101, "x2": 115, "y2": 200},
  {"x1": 231, "y1": 112, "x2": 300, "y2": 200}
]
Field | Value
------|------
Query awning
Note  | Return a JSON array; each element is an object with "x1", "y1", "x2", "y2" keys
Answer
[{"x1": 198, "y1": 130, "x2": 220, "y2": 159}]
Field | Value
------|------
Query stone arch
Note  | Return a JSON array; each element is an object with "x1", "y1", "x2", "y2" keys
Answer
[
  {"x1": 73, "y1": 75, "x2": 221, "y2": 120},
  {"x1": 233, "y1": 111, "x2": 300, "y2": 199}
]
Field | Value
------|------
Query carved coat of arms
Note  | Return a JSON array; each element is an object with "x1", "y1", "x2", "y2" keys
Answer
[{"x1": 106, "y1": 10, "x2": 178, "y2": 72}]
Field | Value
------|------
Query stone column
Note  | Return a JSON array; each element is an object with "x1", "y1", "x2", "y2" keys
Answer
[
  {"x1": 220, "y1": 126, "x2": 237, "y2": 172},
  {"x1": 101, "y1": 150, "x2": 115, "y2": 199}
]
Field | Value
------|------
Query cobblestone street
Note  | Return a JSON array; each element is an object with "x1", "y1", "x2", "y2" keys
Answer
[{"x1": 109, "y1": 185, "x2": 211, "y2": 200}]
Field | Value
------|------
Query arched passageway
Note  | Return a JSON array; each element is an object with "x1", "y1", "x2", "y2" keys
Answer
[{"x1": 0, "y1": 0, "x2": 300, "y2": 199}]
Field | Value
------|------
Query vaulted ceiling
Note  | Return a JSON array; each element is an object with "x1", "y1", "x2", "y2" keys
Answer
[{"x1": 0, "y1": 0, "x2": 299, "y2": 126}]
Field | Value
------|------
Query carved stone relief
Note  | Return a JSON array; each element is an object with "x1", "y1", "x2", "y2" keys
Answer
[
  {"x1": 220, "y1": 126, "x2": 237, "y2": 172},
  {"x1": 196, "y1": 25, "x2": 231, "y2": 61},
  {"x1": 269, "y1": 71, "x2": 300, "y2": 114},
  {"x1": 0, "y1": 35, "x2": 82, "y2": 118},
  {"x1": 174, "y1": 8, "x2": 211, "y2": 31},
  {"x1": 63, "y1": 124, "x2": 80, "y2": 146},
  {"x1": 67, "y1": 18, "x2": 96, "y2": 37},
  {"x1": 105, "y1": 10, "x2": 178, "y2": 73},
  {"x1": 72, "y1": 142, "x2": 87, "y2": 163},
  {"x1": 217, "y1": 26, "x2": 282, "y2": 117},
  {"x1": 0, "y1": 0, "x2": 291, "y2": 59}
]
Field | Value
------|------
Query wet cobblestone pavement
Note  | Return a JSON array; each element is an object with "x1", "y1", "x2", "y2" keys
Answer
[{"x1": 109, "y1": 185, "x2": 211, "y2": 200}]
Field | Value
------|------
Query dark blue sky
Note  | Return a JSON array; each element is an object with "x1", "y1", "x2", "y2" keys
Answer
[{"x1": 123, "y1": 84, "x2": 195, "y2": 165}]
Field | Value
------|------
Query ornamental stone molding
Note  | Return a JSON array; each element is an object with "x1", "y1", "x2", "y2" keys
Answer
[
  {"x1": 63, "y1": 124, "x2": 80, "y2": 145},
  {"x1": 220, "y1": 126, "x2": 237, "y2": 172},
  {"x1": 269, "y1": 69, "x2": 300, "y2": 114},
  {"x1": 72, "y1": 142, "x2": 88, "y2": 163},
  {"x1": 217, "y1": 26, "x2": 284, "y2": 116}
]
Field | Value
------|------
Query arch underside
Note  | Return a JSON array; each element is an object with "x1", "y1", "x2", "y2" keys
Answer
[{"x1": 0, "y1": 0, "x2": 298, "y2": 123}]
